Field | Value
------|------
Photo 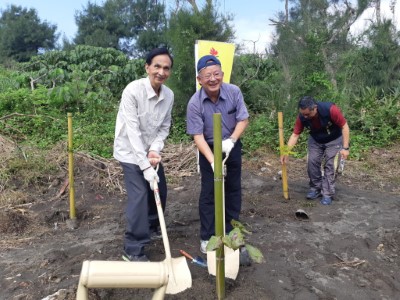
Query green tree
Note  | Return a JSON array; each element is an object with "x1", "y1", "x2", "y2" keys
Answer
[
  {"x1": 74, "y1": 0, "x2": 167, "y2": 55},
  {"x1": 0, "y1": 5, "x2": 57, "y2": 62},
  {"x1": 167, "y1": 0, "x2": 234, "y2": 116},
  {"x1": 1, "y1": 46, "x2": 146, "y2": 155},
  {"x1": 270, "y1": 0, "x2": 369, "y2": 100},
  {"x1": 342, "y1": 20, "x2": 400, "y2": 95},
  {"x1": 74, "y1": 1, "x2": 122, "y2": 49},
  {"x1": 125, "y1": 0, "x2": 168, "y2": 56},
  {"x1": 24, "y1": 45, "x2": 145, "y2": 110},
  {"x1": 231, "y1": 54, "x2": 282, "y2": 113}
]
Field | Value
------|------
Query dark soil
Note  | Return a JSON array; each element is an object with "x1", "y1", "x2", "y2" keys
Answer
[{"x1": 1, "y1": 142, "x2": 399, "y2": 300}]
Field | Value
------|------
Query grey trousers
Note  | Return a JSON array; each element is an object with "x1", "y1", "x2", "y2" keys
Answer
[
  {"x1": 120, "y1": 162, "x2": 167, "y2": 256},
  {"x1": 307, "y1": 135, "x2": 342, "y2": 197}
]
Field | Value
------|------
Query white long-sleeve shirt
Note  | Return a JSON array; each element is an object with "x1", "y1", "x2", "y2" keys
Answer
[{"x1": 113, "y1": 77, "x2": 174, "y2": 170}]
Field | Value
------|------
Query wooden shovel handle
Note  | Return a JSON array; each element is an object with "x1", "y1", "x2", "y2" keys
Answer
[{"x1": 179, "y1": 249, "x2": 194, "y2": 260}]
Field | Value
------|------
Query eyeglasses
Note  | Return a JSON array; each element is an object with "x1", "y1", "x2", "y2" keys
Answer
[{"x1": 199, "y1": 71, "x2": 223, "y2": 80}]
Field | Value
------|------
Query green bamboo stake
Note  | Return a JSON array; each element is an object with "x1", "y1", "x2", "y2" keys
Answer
[{"x1": 213, "y1": 113, "x2": 225, "y2": 299}]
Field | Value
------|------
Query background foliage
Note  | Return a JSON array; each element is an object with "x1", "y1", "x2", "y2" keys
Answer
[
  {"x1": 0, "y1": 0, "x2": 399, "y2": 161},
  {"x1": 0, "y1": 5, "x2": 57, "y2": 63}
]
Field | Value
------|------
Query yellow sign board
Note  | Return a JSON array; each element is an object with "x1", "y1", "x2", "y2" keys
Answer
[{"x1": 195, "y1": 40, "x2": 235, "y2": 90}]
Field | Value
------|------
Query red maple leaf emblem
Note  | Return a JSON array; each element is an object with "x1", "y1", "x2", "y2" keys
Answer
[{"x1": 209, "y1": 47, "x2": 219, "y2": 56}]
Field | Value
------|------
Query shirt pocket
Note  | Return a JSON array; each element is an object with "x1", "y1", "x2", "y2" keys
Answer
[
  {"x1": 224, "y1": 107, "x2": 237, "y2": 130},
  {"x1": 138, "y1": 111, "x2": 152, "y2": 131},
  {"x1": 139, "y1": 110, "x2": 168, "y2": 132}
]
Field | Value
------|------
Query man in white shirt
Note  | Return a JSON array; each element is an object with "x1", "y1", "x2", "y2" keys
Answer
[{"x1": 113, "y1": 48, "x2": 174, "y2": 261}]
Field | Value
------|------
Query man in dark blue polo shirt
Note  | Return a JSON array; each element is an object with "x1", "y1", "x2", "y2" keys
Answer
[{"x1": 186, "y1": 55, "x2": 249, "y2": 255}]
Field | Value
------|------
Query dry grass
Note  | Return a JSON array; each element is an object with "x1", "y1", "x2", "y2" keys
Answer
[
  {"x1": 332, "y1": 254, "x2": 367, "y2": 268},
  {"x1": 1, "y1": 134, "x2": 399, "y2": 210},
  {"x1": 73, "y1": 142, "x2": 198, "y2": 192},
  {"x1": 0, "y1": 190, "x2": 29, "y2": 207},
  {"x1": 0, "y1": 137, "x2": 199, "y2": 209}
]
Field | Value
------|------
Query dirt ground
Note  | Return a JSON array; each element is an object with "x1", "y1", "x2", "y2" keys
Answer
[{"x1": 1, "y1": 140, "x2": 400, "y2": 300}]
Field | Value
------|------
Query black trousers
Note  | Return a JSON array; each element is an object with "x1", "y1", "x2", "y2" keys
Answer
[
  {"x1": 120, "y1": 162, "x2": 167, "y2": 256},
  {"x1": 198, "y1": 141, "x2": 242, "y2": 241}
]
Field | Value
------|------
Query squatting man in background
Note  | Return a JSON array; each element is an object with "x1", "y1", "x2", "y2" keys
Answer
[
  {"x1": 280, "y1": 96, "x2": 350, "y2": 205},
  {"x1": 186, "y1": 55, "x2": 251, "y2": 264},
  {"x1": 113, "y1": 48, "x2": 174, "y2": 262}
]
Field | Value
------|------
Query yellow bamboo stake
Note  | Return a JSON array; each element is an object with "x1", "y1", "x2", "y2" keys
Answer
[
  {"x1": 67, "y1": 113, "x2": 76, "y2": 219},
  {"x1": 213, "y1": 113, "x2": 225, "y2": 299},
  {"x1": 278, "y1": 112, "x2": 290, "y2": 200}
]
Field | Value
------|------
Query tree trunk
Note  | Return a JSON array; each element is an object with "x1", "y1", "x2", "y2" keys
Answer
[
  {"x1": 285, "y1": 0, "x2": 288, "y2": 23},
  {"x1": 321, "y1": 47, "x2": 337, "y2": 91},
  {"x1": 186, "y1": 0, "x2": 199, "y2": 13},
  {"x1": 390, "y1": 0, "x2": 396, "y2": 16},
  {"x1": 375, "y1": 0, "x2": 381, "y2": 25}
]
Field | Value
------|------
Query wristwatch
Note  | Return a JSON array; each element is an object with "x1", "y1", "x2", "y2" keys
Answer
[{"x1": 343, "y1": 147, "x2": 349, "y2": 150}]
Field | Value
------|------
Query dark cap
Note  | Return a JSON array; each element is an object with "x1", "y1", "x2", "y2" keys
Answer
[
  {"x1": 146, "y1": 48, "x2": 173, "y2": 68},
  {"x1": 197, "y1": 55, "x2": 221, "y2": 72}
]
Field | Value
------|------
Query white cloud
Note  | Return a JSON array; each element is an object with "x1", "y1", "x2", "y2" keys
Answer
[
  {"x1": 350, "y1": 0, "x2": 399, "y2": 36},
  {"x1": 233, "y1": 16, "x2": 274, "y2": 54},
  {"x1": 233, "y1": 1, "x2": 400, "y2": 53}
]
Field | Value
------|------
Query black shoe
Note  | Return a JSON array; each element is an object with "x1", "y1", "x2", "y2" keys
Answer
[
  {"x1": 150, "y1": 227, "x2": 162, "y2": 241},
  {"x1": 122, "y1": 252, "x2": 149, "y2": 262}
]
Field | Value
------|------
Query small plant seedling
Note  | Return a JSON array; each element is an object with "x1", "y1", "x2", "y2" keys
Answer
[{"x1": 207, "y1": 220, "x2": 266, "y2": 263}]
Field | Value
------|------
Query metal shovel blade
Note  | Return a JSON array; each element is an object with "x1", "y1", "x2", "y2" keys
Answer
[
  {"x1": 207, "y1": 246, "x2": 240, "y2": 280},
  {"x1": 165, "y1": 256, "x2": 192, "y2": 294},
  {"x1": 192, "y1": 256, "x2": 207, "y2": 268},
  {"x1": 153, "y1": 178, "x2": 192, "y2": 294}
]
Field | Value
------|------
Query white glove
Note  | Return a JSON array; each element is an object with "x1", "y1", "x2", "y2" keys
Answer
[
  {"x1": 211, "y1": 162, "x2": 214, "y2": 172},
  {"x1": 222, "y1": 138, "x2": 235, "y2": 154},
  {"x1": 143, "y1": 167, "x2": 159, "y2": 190}
]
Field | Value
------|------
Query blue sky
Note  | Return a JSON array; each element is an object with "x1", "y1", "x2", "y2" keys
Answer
[
  {"x1": 0, "y1": 0, "x2": 283, "y2": 53},
  {"x1": 1, "y1": 1, "x2": 399, "y2": 53}
]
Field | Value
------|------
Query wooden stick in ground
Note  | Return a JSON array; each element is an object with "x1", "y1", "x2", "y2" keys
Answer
[{"x1": 278, "y1": 112, "x2": 290, "y2": 200}]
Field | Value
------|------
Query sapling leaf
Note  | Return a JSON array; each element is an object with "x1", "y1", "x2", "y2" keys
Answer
[
  {"x1": 280, "y1": 145, "x2": 296, "y2": 156},
  {"x1": 207, "y1": 236, "x2": 223, "y2": 251},
  {"x1": 245, "y1": 244, "x2": 265, "y2": 263},
  {"x1": 231, "y1": 219, "x2": 251, "y2": 235},
  {"x1": 221, "y1": 236, "x2": 232, "y2": 248},
  {"x1": 227, "y1": 228, "x2": 245, "y2": 250},
  {"x1": 207, "y1": 219, "x2": 265, "y2": 263}
]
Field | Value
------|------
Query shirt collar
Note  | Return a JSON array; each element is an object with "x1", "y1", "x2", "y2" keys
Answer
[
  {"x1": 145, "y1": 76, "x2": 165, "y2": 101},
  {"x1": 199, "y1": 83, "x2": 226, "y2": 103}
]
